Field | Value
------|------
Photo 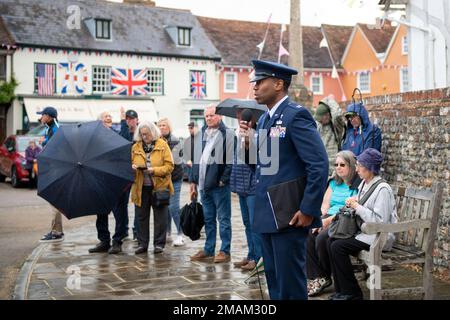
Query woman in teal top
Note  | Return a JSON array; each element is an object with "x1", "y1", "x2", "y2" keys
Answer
[
  {"x1": 327, "y1": 179, "x2": 358, "y2": 216},
  {"x1": 307, "y1": 150, "x2": 361, "y2": 297}
]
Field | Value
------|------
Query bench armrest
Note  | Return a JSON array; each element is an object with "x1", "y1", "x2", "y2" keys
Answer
[{"x1": 361, "y1": 219, "x2": 431, "y2": 235}]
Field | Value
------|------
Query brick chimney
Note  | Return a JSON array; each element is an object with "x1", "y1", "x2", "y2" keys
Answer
[{"x1": 122, "y1": 0, "x2": 156, "y2": 6}]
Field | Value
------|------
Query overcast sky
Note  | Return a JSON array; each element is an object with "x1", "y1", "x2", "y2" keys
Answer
[
  {"x1": 148, "y1": 0, "x2": 383, "y2": 26},
  {"x1": 110, "y1": 0, "x2": 384, "y2": 26}
]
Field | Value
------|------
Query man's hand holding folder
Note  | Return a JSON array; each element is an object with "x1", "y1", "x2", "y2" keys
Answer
[
  {"x1": 267, "y1": 176, "x2": 314, "y2": 230},
  {"x1": 289, "y1": 211, "x2": 313, "y2": 228}
]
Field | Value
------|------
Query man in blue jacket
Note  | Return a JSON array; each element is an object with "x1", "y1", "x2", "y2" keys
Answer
[
  {"x1": 37, "y1": 107, "x2": 65, "y2": 243},
  {"x1": 341, "y1": 102, "x2": 382, "y2": 156},
  {"x1": 240, "y1": 60, "x2": 329, "y2": 300},
  {"x1": 189, "y1": 105, "x2": 235, "y2": 263}
]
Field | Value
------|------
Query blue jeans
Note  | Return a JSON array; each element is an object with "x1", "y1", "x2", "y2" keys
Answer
[
  {"x1": 167, "y1": 180, "x2": 182, "y2": 235},
  {"x1": 200, "y1": 185, "x2": 231, "y2": 256},
  {"x1": 238, "y1": 194, "x2": 262, "y2": 262}
]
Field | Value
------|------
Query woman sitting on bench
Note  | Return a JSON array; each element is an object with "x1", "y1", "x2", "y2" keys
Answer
[
  {"x1": 307, "y1": 150, "x2": 361, "y2": 297},
  {"x1": 328, "y1": 148, "x2": 397, "y2": 300}
]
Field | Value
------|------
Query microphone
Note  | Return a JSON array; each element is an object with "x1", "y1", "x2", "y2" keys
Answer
[{"x1": 241, "y1": 109, "x2": 253, "y2": 144}]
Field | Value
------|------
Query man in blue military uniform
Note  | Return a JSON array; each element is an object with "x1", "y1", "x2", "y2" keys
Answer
[{"x1": 240, "y1": 60, "x2": 329, "y2": 300}]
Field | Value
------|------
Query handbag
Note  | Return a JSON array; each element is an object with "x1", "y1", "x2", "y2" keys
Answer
[
  {"x1": 152, "y1": 189, "x2": 170, "y2": 207},
  {"x1": 328, "y1": 179, "x2": 386, "y2": 239}
]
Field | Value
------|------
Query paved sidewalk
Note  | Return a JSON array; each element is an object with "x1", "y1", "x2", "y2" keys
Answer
[{"x1": 14, "y1": 183, "x2": 450, "y2": 300}]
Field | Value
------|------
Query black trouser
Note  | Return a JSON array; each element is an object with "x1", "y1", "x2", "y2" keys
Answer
[
  {"x1": 306, "y1": 228, "x2": 332, "y2": 280},
  {"x1": 135, "y1": 186, "x2": 168, "y2": 249},
  {"x1": 96, "y1": 189, "x2": 130, "y2": 245},
  {"x1": 27, "y1": 169, "x2": 37, "y2": 188},
  {"x1": 328, "y1": 237, "x2": 370, "y2": 297}
]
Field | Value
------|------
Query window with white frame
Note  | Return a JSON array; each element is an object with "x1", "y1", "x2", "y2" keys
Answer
[
  {"x1": 400, "y1": 67, "x2": 409, "y2": 92},
  {"x1": 310, "y1": 74, "x2": 323, "y2": 94},
  {"x1": 357, "y1": 71, "x2": 371, "y2": 93},
  {"x1": 402, "y1": 36, "x2": 408, "y2": 55},
  {"x1": 224, "y1": 72, "x2": 237, "y2": 93},
  {"x1": 92, "y1": 65, "x2": 111, "y2": 94},
  {"x1": 147, "y1": 68, "x2": 164, "y2": 95}
]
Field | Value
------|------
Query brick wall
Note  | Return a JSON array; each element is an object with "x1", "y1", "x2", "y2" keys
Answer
[{"x1": 340, "y1": 87, "x2": 450, "y2": 276}]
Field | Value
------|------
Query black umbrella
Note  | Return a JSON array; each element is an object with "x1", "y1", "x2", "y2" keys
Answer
[
  {"x1": 216, "y1": 98, "x2": 267, "y2": 120},
  {"x1": 37, "y1": 121, "x2": 134, "y2": 219}
]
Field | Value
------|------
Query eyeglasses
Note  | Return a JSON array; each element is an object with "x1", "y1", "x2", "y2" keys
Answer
[{"x1": 334, "y1": 163, "x2": 347, "y2": 168}]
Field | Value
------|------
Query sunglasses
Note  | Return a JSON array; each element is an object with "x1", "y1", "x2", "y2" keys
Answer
[{"x1": 334, "y1": 163, "x2": 347, "y2": 168}]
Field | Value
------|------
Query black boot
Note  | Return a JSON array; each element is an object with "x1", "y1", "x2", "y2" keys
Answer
[
  {"x1": 108, "y1": 242, "x2": 122, "y2": 254},
  {"x1": 88, "y1": 241, "x2": 110, "y2": 253},
  {"x1": 135, "y1": 246, "x2": 148, "y2": 255}
]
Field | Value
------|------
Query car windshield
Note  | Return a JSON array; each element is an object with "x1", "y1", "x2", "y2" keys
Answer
[
  {"x1": 26, "y1": 124, "x2": 46, "y2": 136},
  {"x1": 16, "y1": 137, "x2": 40, "y2": 153}
]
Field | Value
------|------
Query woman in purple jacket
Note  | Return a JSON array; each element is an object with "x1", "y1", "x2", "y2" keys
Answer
[{"x1": 25, "y1": 140, "x2": 41, "y2": 188}]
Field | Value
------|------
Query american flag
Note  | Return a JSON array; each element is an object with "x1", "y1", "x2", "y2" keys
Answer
[
  {"x1": 111, "y1": 68, "x2": 149, "y2": 96},
  {"x1": 190, "y1": 71, "x2": 206, "y2": 99},
  {"x1": 36, "y1": 63, "x2": 55, "y2": 96}
]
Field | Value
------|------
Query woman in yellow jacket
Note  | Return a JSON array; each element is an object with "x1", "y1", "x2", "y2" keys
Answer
[{"x1": 131, "y1": 121, "x2": 174, "y2": 255}]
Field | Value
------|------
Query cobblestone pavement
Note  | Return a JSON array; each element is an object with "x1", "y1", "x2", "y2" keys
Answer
[{"x1": 15, "y1": 183, "x2": 450, "y2": 300}]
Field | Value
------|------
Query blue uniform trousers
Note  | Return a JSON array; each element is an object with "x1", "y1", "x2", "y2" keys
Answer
[{"x1": 261, "y1": 227, "x2": 309, "y2": 300}]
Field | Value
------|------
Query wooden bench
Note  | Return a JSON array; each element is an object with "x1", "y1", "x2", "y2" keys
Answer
[{"x1": 357, "y1": 182, "x2": 444, "y2": 300}]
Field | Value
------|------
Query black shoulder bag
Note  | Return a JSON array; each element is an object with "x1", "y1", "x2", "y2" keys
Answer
[{"x1": 328, "y1": 179, "x2": 386, "y2": 239}]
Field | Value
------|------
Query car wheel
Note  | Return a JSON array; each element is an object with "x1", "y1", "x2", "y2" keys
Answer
[
  {"x1": 0, "y1": 172, "x2": 5, "y2": 182},
  {"x1": 11, "y1": 167, "x2": 21, "y2": 188}
]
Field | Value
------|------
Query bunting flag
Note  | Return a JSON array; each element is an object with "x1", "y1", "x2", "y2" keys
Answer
[
  {"x1": 331, "y1": 66, "x2": 339, "y2": 79},
  {"x1": 278, "y1": 24, "x2": 289, "y2": 63},
  {"x1": 256, "y1": 13, "x2": 272, "y2": 59}
]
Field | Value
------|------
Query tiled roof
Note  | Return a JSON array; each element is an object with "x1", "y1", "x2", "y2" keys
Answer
[
  {"x1": 359, "y1": 23, "x2": 396, "y2": 54},
  {"x1": 197, "y1": 16, "x2": 333, "y2": 68},
  {"x1": 0, "y1": 0, "x2": 221, "y2": 59},
  {"x1": 0, "y1": 16, "x2": 14, "y2": 47},
  {"x1": 321, "y1": 24, "x2": 354, "y2": 67}
]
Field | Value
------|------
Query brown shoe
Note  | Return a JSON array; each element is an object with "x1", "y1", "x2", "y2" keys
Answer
[
  {"x1": 240, "y1": 260, "x2": 257, "y2": 271},
  {"x1": 233, "y1": 258, "x2": 249, "y2": 267},
  {"x1": 214, "y1": 251, "x2": 231, "y2": 263},
  {"x1": 190, "y1": 250, "x2": 214, "y2": 261}
]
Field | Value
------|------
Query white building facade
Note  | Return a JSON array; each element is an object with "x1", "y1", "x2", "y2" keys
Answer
[
  {"x1": 381, "y1": 0, "x2": 450, "y2": 91},
  {"x1": 0, "y1": 0, "x2": 222, "y2": 139}
]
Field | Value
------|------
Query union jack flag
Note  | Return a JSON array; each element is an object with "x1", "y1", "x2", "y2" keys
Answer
[
  {"x1": 36, "y1": 63, "x2": 55, "y2": 96},
  {"x1": 190, "y1": 70, "x2": 206, "y2": 99},
  {"x1": 111, "y1": 68, "x2": 149, "y2": 96}
]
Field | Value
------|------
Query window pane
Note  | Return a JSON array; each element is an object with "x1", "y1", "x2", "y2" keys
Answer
[
  {"x1": 0, "y1": 55, "x2": 6, "y2": 81},
  {"x1": 103, "y1": 21, "x2": 107, "y2": 38},
  {"x1": 358, "y1": 72, "x2": 370, "y2": 92},
  {"x1": 147, "y1": 69, "x2": 164, "y2": 95},
  {"x1": 92, "y1": 65, "x2": 111, "y2": 93},
  {"x1": 96, "y1": 20, "x2": 102, "y2": 38},
  {"x1": 401, "y1": 68, "x2": 409, "y2": 92}
]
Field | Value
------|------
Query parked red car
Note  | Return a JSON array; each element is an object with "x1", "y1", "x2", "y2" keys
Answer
[{"x1": 0, "y1": 135, "x2": 42, "y2": 187}]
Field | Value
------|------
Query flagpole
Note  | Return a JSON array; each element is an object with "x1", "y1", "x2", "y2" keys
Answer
[
  {"x1": 248, "y1": 13, "x2": 273, "y2": 99},
  {"x1": 320, "y1": 29, "x2": 347, "y2": 101},
  {"x1": 278, "y1": 25, "x2": 283, "y2": 63}
]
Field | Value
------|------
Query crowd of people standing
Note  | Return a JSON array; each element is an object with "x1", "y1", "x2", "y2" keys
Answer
[{"x1": 34, "y1": 59, "x2": 397, "y2": 301}]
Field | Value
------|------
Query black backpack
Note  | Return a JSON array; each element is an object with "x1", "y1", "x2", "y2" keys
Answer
[{"x1": 180, "y1": 199, "x2": 204, "y2": 241}]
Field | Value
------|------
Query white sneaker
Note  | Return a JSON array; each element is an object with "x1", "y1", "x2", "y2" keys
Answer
[{"x1": 173, "y1": 235, "x2": 185, "y2": 247}]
